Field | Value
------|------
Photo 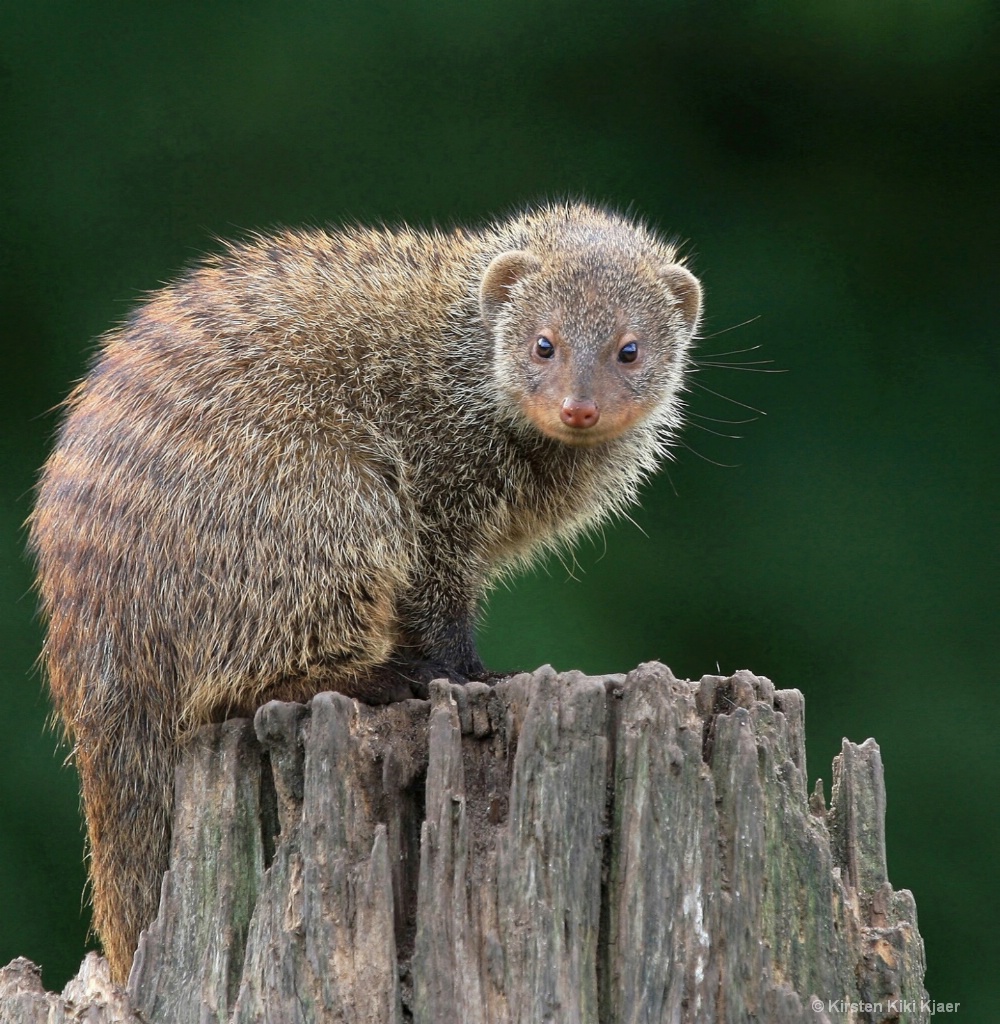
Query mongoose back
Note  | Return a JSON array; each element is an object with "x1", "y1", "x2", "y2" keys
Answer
[{"x1": 29, "y1": 201, "x2": 702, "y2": 982}]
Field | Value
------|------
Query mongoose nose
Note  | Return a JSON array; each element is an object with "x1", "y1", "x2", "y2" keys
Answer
[{"x1": 560, "y1": 397, "x2": 600, "y2": 429}]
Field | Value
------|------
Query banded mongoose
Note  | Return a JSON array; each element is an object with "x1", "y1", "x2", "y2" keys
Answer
[{"x1": 29, "y1": 201, "x2": 702, "y2": 982}]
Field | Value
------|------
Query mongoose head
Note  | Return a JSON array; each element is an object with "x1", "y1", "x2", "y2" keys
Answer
[{"x1": 480, "y1": 244, "x2": 701, "y2": 447}]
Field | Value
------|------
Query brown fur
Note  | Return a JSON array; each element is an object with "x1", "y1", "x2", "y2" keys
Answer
[{"x1": 28, "y1": 202, "x2": 702, "y2": 982}]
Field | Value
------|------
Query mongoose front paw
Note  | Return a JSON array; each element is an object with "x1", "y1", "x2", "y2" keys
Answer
[
  {"x1": 350, "y1": 659, "x2": 464, "y2": 703},
  {"x1": 470, "y1": 669, "x2": 508, "y2": 686},
  {"x1": 389, "y1": 658, "x2": 468, "y2": 693}
]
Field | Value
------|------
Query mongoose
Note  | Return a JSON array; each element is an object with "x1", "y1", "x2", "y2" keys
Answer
[{"x1": 29, "y1": 201, "x2": 702, "y2": 982}]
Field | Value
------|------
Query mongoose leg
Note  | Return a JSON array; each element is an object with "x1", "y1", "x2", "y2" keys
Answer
[{"x1": 393, "y1": 554, "x2": 488, "y2": 682}]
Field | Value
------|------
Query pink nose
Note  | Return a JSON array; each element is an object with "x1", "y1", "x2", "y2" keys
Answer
[{"x1": 560, "y1": 397, "x2": 600, "y2": 429}]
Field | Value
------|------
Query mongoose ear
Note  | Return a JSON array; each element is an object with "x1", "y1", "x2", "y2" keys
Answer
[
  {"x1": 480, "y1": 251, "x2": 542, "y2": 328},
  {"x1": 658, "y1": 264, "x2": 703, "y2": 333}
]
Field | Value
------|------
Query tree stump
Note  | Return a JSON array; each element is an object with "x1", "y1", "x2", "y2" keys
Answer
[{"x1": 0, "y1": 664, "x2": 928, "y2": 1023}]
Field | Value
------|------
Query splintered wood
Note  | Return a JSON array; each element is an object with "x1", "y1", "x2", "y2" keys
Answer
[{"x1": 0, "y1": 664, "x2": 928, "y2": 1024}]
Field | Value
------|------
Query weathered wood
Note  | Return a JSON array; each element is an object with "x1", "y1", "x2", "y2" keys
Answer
[
  {"x1": 1, "y1": 664, "x2": 929, "y2": 1023},
  {"x1": 130, "y1": 718, "x2": 267, "y2": 1022},
  {"x1": 413, "y1": 669, "x2": 610, "y2": 1023},
  {"x1": 0, "y1": 953, "x2": 140, "y2": 1024},
  {"x1": 230, "y1": 691, "x2": 422, "y2": 1024}
]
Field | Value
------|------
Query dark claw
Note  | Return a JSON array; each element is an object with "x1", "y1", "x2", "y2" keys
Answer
[
  {"x1": 390, "y1": 657, "x2": 466, "y2": 688},
  {"x1": 472, "y1": 669, "x2": 509, "y2": 686}
]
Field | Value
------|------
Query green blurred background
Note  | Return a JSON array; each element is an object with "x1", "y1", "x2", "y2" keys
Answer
[{"x1": 2, "y1": 0, "x2": 996, "y2": 1014}]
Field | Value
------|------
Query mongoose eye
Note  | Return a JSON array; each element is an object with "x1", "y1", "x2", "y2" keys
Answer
[
  {"x1": 534, "y1": 335, "x2": 556, "y2": 359},
  {"x1": 618, "y1": 340, "x2": 639, "y2": 364}
]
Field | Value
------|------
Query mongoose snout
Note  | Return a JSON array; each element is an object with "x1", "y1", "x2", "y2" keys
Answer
[{"x1": 560, "y1": 396, "x2": 600, "y2": 430}]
